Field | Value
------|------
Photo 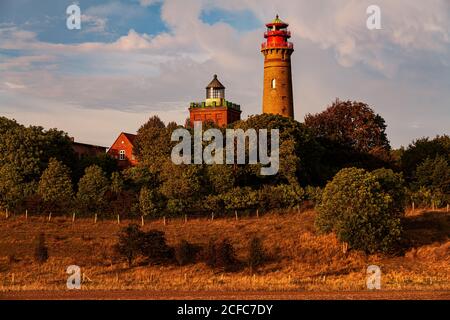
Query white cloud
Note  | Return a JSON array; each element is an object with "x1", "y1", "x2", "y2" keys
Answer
[{"x1": 0, "y1": 0, "x2": 449, "y2": 148}]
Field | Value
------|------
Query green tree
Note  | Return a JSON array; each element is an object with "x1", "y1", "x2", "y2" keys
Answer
[
  {"x1": 133, "y1": 116, "x2": 177, "y2": 172},
  {"x1": 401, "y1": 135, "x2": 450, "y2": 182},
  {"x1": 233, "y1": 114, "x2": 323, "y2": 186},
  {"x1": 0, "y1": 164, "x2": 32, "y2": 212},
  {"x1": 38, "y1": 158, "x2": 74, "y2": 213},
  {"x1": 316, "y1": 167, "x2": 405, "y2": 254},
  {"x1": 110, "y1": 172, "x2": 124, "y2": 195},
  {"x1": 77, "y1": 165, "x2": 109, "y2": 215},
  {"x1": 139, "y1": 186, "x2": 161, "y2": 217},
  {"x1": 159, "y1": 162, "x2": 203, "y2": 215},
  {"x1": 413, "y1": 156, "x2": 450, "y2": 206}
]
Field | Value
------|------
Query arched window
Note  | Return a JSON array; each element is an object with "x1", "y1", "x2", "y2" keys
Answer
[{"x1": 271, "y1": 78, "x2": 276, "y2": 89}]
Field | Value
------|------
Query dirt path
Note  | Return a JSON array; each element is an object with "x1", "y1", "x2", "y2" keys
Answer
[{"x1": 1, "y1": 290, "x2": 449, "y2": 300}]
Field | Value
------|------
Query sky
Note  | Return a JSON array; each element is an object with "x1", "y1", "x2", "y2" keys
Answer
[{"x1": 0, "y1": 0, "x2": 449, "y2": 148}]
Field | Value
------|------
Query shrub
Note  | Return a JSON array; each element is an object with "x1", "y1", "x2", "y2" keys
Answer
[
  {"x1": 205, "y1": 238, "x2": 239, "y2": 272},
  {"x1": 114, "y1": 224, "x2": 144, "y2": 267},
  {"x1": 139, "y1": 230, "x2": 174, "y2": 264},
  {"x1": 247, "y1": 236, "x2": 266, "y2": 273},
  {"x1": 175, "y1": 240, "x2": 201, "y2": 266},
  {"x1": 316, "y1": 167, "x2": 405, "y2": 254},
  {"x1": 258, "y1": 184, "x2": 305, "y2": 210},
  {"x1": 305, "y1": 185, "x2": 323, "y2": 206},
  {"x1": 34, "y1": 233, "x2": 48, "y2": 263},
  {"x1": 114, "y1": 225, "x2": 174, "y2": 266}
]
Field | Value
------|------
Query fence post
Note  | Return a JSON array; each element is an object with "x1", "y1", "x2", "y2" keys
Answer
[
  {"x1": 117, "y1": 214, "x2": 120, "y2": 225},
  {"x1": 5, "y1": 208, "x2": 8, "y2": 219},
  {"x1": 94, "y1": 214, "x2": 97, "y2": 224},
  {"x1": 184, "y1": 214, "x2": 187, "y2": 224},
  {"x1": 235, "y1": 210, "x2": 238, "y2": 221},
  {"x1": 72, "y1": 212, "x2": 75, "y2": 223},
  {"x1": 432, "y1": 200, "x2": 435, "y2": 211},
  {"x1": 211, "y1": 212, "x2": 214, "y2": 221},
  {"x1": 447, "y1": 204, "x2": 449, "y2": 212},
  {"x1": 163, "y1": 216, "x2": 166, "y2": 226},
  {"x1": 412, "y1": 202, "x2": 415, "y2": 213},
  {"x1": 141, "y1": 216, "x2": 144, "y2": 227},
  {"x1": 256, "y1": 209, "x2": 259, "y2": 219},
  {"x1": 48, "y1": 212, "x2": 52, "y2": 222},
  {"x1": 25, "y1": 209, "x2": 28, "y2": 220}
]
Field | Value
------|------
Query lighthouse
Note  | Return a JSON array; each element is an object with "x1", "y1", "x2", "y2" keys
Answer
[{"x1": 261, "y1": 15, "x2": 294, "y2": 118}]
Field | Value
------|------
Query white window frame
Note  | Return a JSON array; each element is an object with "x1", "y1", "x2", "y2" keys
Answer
[
  {"x1": 271, "y1": 78, "x2": 276, "y2": 89},
  {"x1": 119, "y1": 150, "x2": 125, "y2": 160}
]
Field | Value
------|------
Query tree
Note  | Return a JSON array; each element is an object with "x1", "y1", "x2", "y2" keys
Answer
[
  {"x1": 413, "y1": 156, "x2": 450, "y2": 206},
  {"x1": 110, "y1": 172, "x2": 124, "y2": 195},
  {"x1": 38, "y1": 158, "x2": 74, "y2": 213},
  {"x1": 159, "y1": 162, "x2": 203, "y2": 215},
  {"x1": 77, "y1": 165, "x2": 109, "y2": 215},
  {"x1": 316, "y1": 167, "x2": 405, "y2": 254},
  {"x1": 401, "y1": 135, "x2": 450, "y2": 182},
  {"x1": 0, "y1": 164, "x2": 30, "y2": 212},
  {"x1": 305, "y1": 99, "x2": 390, "y2": 155},
  {"x1": 233, "y1": 114, "x2": 323, "y2": 186},
  {"x1": 133, "y1": 116, "x2": 175, "y2": 172},
  {"x1": 139, "y1": 186, "x2": 161, "y2": 217},
  {"x1": 0, "y1": 121, "x2": 76, "y2": 183}
]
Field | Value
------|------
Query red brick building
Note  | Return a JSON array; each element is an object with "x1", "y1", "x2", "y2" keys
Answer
[
  {"x1": 189, "y1": 75, "x2": 241, "y2": 127},
  {"x1": 107, "y1": 132, "x2": 138, "y2": 170}
]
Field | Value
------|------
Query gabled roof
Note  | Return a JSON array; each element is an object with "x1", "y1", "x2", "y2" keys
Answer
[
  {"x1": 122, "y1": 132, "x2": 137, "y2": 144},
  {"x1": 206, "y1": 74, "x2": 225, "y2": 89},
  {"x1": 108, "y1": 132, "x2": 137, "y2": 150}
]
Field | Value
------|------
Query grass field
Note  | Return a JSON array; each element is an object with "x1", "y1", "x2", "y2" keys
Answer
[{"x1": 0, "y1": 208, "x2": 449, "y2": 296}]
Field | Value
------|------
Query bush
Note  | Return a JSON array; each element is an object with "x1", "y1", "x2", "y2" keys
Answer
[
  {"x1": 114, "y1": 225, "x2": 174, "y2": 266},
  {"x1": 215, "y1": 239, "x2": 239, "y2": 272},
  {"x1": 258, "y1": 184, "x2": 305, "y2": 210},
  {"x1": 305, "y1": 186, "x2": 323, "y2": 206},
  {"x1": 34, "y1": 233, "x2": 48, "y2": 263},
  {"x1": 114, "y1": 224, "x2": 144, "y2": 267},
  {"x1": 205, "y1": 238, "x2": 239, "y2": 272},
  {"x1": 247, "y1": 236, "x2": 266, "y2": 273},
  {"x1": 316, "y1": 167, "x2": 405, "y2": 254},
  {"x1": 175, "y1": 240, "x2": 201, "y2": 266},
  {"x1": 139, "y1": 230, "x2": 174, "y2": 264}
]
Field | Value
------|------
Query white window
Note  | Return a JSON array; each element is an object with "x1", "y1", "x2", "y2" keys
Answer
[
  {"x1": 119, "y1": 150, "x2": 125, "y2": 160},
  {"x1": 271, "y1": 78, "x2": 276, "y2": 89}
]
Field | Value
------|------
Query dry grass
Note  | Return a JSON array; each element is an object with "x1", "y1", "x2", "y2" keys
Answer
[{"x1": 0, "y1": 209, "x2": 448, "y2": 292}]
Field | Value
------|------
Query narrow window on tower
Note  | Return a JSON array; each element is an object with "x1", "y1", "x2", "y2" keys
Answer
[
  {"x1": 271, "y1": 78, "x2": 276, "y2": 89},
  {"x1": 119, "y1": 150, "x2": 125, "y2": 160}
]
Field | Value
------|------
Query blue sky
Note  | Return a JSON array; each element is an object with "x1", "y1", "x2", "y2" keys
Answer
[{"x1": 0, "y1": 0, "x2": 449, "y2": 148}]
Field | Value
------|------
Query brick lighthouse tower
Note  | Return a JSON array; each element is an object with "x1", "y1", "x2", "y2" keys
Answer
[{"x1": 261, "y1": 15, "x2": 294, "y2": 118}]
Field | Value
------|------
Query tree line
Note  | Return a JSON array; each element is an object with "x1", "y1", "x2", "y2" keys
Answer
[{"x1": 0, "y1": 99, "x2": 448, "y2": 218}]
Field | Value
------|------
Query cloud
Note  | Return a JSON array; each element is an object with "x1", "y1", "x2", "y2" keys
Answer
[
  {"x1": 0, "y1": 0, "x2": 449, "y2": 148},
  {"x1": 3, "y1": 82, "x2": 26, "y2": 89}
]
